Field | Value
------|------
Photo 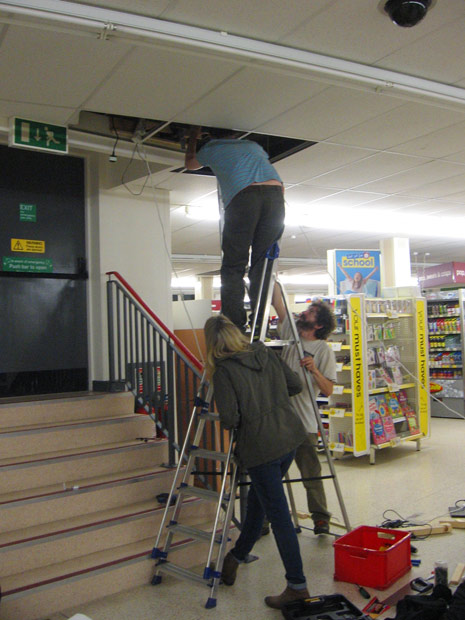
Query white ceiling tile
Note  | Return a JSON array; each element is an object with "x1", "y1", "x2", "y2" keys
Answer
[
  {"x1": 390, "y1": 121, "x2": 465, "y2": 159},
  {"x1": 0, "y1": 26, "x2": 131, "y2": 107},
  {"x1": 274, "y1": 143, "x2": 372, "y2": 184},
  {"x1": 379, "y1": 18, "x2": 465, "y2": 83},
  {"x1": 403, "y1": 173, "x2": 465, "y2": 199},
  {"x1": 359, "y1": 160, "x2": 465, "y2": 194},
  {"x1": 162, "y1": 0, "x2": 330, "y2": 44},
  {"x1": 443, "y1": 150, "x2": 465, "y2": 164},
  {"x1": 284, "y1": 185, "x2": 340, "y2": 205},
  {"x1": 257, "y1": 86, "x2": 402, "y2": 141},
  {"x1": 364, "y1": 194, "x2": 431, "y2": 211},
  {"x1": 85, "y1": 45, "x2": 243, "y2": 120},
  {"x1": 279, "y1": 0, "x2": 464, "y2": 72},
  {"x1": 308, "y1": 152, "x2": 427, "y2": 189},
  {"x1": 0, "y1": 100, "x2": 73, "y2": 125},
  {"x1": 333, "y1": 102, "x2": 465, "y2": 150},
  {"x1": 279, "y1": 0, "x2": 424, "y2": 63},
  {"x1": 67, "y1": 0, "x2": 173, "y2": 16},
  {"x1": 181, "y1": 66, "x2": 326, "y2": 131}
]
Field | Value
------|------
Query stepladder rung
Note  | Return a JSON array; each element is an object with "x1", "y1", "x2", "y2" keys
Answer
[
  {"x1": 190, "y1": 447, "x2": 230, "y2": 462},
  {"x1": 155, "y1": 561, "x2": 207, "y2": 585},
  {"x1": 199, "y1": 411, "x2": 220, "y2": 422},
  {"x1": 179, "y1": 484, "x2": 222, "y2": 502},
  {"x1": 263, "y1": 338, "x2": 296, "y2": 348},
  {"x1": 167, "y1": 523, "x2": 224, "y2": 544}
]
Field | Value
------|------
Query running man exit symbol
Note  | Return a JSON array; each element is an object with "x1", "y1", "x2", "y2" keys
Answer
[{"x1": 9, "y1": 117, "x2": 68, "y2": 153}]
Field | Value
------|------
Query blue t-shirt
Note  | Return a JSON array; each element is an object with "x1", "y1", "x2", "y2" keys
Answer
[{"x1": 196, "y1": 139, "x2": 282, "y2": 206}]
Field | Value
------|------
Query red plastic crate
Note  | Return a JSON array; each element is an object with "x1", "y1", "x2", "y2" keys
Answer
[{"x1": 334, "y1": 525, "x2": 411, "y2": 589}]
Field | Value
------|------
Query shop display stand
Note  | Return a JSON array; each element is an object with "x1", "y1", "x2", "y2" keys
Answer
[
  {"x1": 323, "y1": 295, "x2": 429, "y2": 464},
  {"x1": 426, "y1": 289, "x2": 465, "y2": 419}
]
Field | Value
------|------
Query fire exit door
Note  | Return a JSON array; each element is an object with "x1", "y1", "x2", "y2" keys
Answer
[{"x1": 0, "y1": 144, "x2": 88, "y2": 397}]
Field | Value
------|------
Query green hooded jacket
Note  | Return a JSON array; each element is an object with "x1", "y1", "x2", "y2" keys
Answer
[{"x1": 212, "y1": 342, "x2": 306, "y2": 469}]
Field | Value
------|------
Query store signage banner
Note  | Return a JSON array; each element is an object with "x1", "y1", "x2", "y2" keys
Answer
[
  {"x1": 331, "y1": 249, "x2": 381, "y2": 297},
  {"x1": 419, "y1": 261, "x2": 465, "y2": 289}
]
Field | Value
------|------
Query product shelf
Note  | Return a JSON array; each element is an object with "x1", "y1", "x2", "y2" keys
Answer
[
  {"x1": 327, "y1": 294, "x2": 428, "y2": 464},
  {"x1": 428, "y1": 312, "x2": 460, "y2": 318},
  {"x1": 426, "y1": 291, "x2": 465, "y2": 419},
  {"x1": 369, "y1": 382, "x2": 415, "y2": 395}
]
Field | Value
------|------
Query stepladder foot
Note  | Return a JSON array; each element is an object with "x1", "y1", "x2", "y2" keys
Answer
[
  {"x1": 205, "y1": 597, "x2": 217, "y2": 608},
  {"x1": 151, "y1": 574, "x2": 162, "y2": 586}
]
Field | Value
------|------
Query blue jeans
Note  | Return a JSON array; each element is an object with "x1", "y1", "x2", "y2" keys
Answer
[
  {"x1": 231, "y1": 450, "x2": 307, "y2": 588},
  {"x1": 221, "y1": 185, "x2": 285, "y2": 328}
]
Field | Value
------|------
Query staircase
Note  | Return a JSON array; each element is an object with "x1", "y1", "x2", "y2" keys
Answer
[{"x1": 0, "y1": 392, "x2": 211, "y2": 620}]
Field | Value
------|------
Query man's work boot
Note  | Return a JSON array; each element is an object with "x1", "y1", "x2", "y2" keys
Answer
[
  {"x1": 313, "y1": 519, "x2": 330, "y2": 535},
  {"x1": 221, "y1": 551, "x2": 240, "y2": 586},
  {"x1": 264, "y1": 586, "x2": 310, "y2": 609}
]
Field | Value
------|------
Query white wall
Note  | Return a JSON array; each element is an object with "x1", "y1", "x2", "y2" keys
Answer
[
  {"x1": 99, "y1": 187, "x2": 172, "y2": 319},
  {"x1": 86, "y1": 158, "x2": 172, "y2": 382}
]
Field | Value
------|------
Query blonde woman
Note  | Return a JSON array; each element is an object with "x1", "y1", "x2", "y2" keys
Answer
[{"x1": 204, "y1": 314, "x2": 310, "y2": 609}]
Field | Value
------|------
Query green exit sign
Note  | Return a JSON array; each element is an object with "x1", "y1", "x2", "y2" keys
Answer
[
  {"x1": 20, "y1": 203, "x2": 37, "y2": 222},
  {"x1": 9, "y1": 117, "x2": 68, "y2": 154}
]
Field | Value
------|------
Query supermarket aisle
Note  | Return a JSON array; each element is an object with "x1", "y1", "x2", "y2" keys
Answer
[{"x1": 55, "y1": 417, "x2": 465, "y2": 620}]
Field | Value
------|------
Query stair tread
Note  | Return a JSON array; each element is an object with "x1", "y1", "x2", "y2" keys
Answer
[
  {"x1": 0, "y1": 413, "x2": 150, "y2": 435},
  {"x1": 0, "y1": 464, "x2": 173, "y2": 506},
  {"x1": 0, "y1": 391, "x2": 131, "y2": 406},
  {"x1": 0, "y1": 438, "x2": 163, "y2": 468},
  {"x1": 0, "y1": 498, "x2": 160, "y2": 548},
  {"x1": 1, "y1": 536, "x2": 157, "y2": 594}
]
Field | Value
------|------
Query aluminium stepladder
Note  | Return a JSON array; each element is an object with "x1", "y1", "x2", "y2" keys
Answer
[
  {"x1": 149, "y1": 245, "x2": 296, "y2": 609},
  {"x1": 248, "y1": 241, "x2": 351, "y2": 535},
  {"x1": 150, "y1": 242, "x2": 351, "y2": 608},
  {"x1": 150, "y1": 376, "x2": 238, "y2": 609}
]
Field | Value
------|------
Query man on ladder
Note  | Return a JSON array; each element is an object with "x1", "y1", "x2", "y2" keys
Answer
[
  {"x1": 185, "y1": 125, "x2": 284, "y2": 332},
  {"x1": 272, "y1": 284, "x2": 337, "y2": 535}
]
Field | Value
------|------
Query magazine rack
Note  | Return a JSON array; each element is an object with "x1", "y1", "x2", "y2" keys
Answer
[{"x1": 323, "y1": 294, "x2": 429, "y2": 464}]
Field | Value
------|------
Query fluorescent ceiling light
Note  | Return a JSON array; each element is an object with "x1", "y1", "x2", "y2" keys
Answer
[
  {"x1": 285, "y1": 205, "x2": 465, "y2": 239},
  {"x1": 183, "y1": 202, "x2": 465, "y2": 239},
  {"x1": 185, "y1": 205, "x2": 220, "y2": 221}
]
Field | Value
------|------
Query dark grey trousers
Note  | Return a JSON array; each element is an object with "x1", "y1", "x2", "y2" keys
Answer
[{"x1": 220, "y1": 185, "x2": 284, "y2": 328}]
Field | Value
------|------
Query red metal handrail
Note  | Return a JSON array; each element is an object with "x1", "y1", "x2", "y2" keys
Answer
[{"x1": 106, "y1": 271, "x2": 203, "y2": 372}]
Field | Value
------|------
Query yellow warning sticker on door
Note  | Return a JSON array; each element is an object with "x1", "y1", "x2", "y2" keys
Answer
[{"x1": 11, "y1": 238, "x2": 45, "y2": 253}]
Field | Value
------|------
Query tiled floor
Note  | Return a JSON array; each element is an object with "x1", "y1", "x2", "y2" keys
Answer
[{"x1": 54, "y1": 417, "x2": 465, "y2": 620}]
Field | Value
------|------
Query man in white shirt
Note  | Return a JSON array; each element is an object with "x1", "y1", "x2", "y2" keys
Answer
[{"x1": 272, "y1": 286, "x2": 337, "y2": 534}]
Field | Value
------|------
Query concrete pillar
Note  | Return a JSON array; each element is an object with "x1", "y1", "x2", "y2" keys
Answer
[
  {"x1": 195, "y1": 276, "x2": 213, "y2": 300},
  {"x1": 380, "y1": 237, "x2": 412, "y2": 288}
]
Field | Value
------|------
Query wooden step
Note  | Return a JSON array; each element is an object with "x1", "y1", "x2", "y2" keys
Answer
[
  {"x1": 0, "y1": 525, "x2": 214, "y2": 620},
  {"x1": 0, "y1": 438, "x2": 167, "y2": 494},
  {"x1": 0, "y1": 413, "x2": 155, "y2": 458},
  {"x1": 0, "y1": 392, "x2": 135, "y2": 428},
  {"x1": 0, "y1": 496, "x2": 213, "y2": 576},
  {"x1": 0, "y1": 465, "x2": 174, "y2": 532}
]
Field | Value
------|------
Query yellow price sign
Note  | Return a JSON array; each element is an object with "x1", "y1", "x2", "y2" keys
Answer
[{"x1": 11, "y1": 238, "x2": 45, "y2": 253}]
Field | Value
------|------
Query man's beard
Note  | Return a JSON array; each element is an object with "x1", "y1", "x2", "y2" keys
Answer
[{"x1": 296, "y1": 314, "x2": 316, "y2": 331}]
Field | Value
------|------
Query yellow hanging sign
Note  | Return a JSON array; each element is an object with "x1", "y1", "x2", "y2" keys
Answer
[
  {"x1": 349, "y1": 295, "x2": 368, "y2": 455},
  {"x1": 415, "y1": 298, "x2": 429, "y2": 435},
  {"x1": 11, "y1": 238, "x2": 45, "y2": 253}
]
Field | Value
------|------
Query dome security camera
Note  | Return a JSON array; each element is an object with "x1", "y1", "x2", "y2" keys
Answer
[{"x1": 384, "y1": 0, "x2": 432, "y2": 27}]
